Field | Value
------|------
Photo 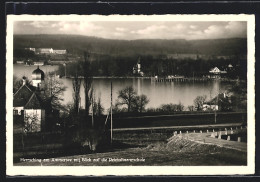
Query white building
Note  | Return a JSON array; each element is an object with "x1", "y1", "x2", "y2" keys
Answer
[
  {"x1": 203, "y1": 103, "x2": 219, "y2": 111},
  {"x1": 16, "y1": 60, "x2": 24, "y2": 64},
  {"x1": 203, "y1": 93, "x2": 230, "y2": 111},
  {"x1": 209, "y1": 67, "x2": 227, "y2": 74},
  {"x1": 33, "y1": 61, "x2": 45, "y2": 66},
  {"x1": 53, "y1": 49, "x2": 67, "y2": 54},
  {"x1": 31, "y1": 66, "x2": 45, "y2": 88},
  {"x1": 133, "y1": 57, "x2": 144, "y2": 76},
  {"x1": 36, "y1": 48, "x2": 54, "y2": 54},
  {"x1": 209, "y1": 67, "x2": 227, "y2": 78}
]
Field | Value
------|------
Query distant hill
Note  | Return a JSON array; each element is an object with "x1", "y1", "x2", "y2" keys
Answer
[{"x1": 13, "y1": 34, "x2": 247, "y2": 56}]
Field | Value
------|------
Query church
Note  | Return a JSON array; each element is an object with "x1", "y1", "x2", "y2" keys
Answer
[{"x1": 13, "y1": 66, "x2": 46, "y2": 133}]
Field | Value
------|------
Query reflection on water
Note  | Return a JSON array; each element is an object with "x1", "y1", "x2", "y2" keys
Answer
[
  {"x1": 61, "y1": 78, "x2": 228, "y2": 112},
  {"x1": 14, "y1": 65, "x2": 230, "y2": 111}
]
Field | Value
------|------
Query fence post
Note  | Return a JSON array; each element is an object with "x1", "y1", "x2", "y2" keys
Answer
[
  {"x1": 237, "y1": 137, "x2": 241, "y2": 142},
  {"x1": 227, "y1": 136, "x2": 230, "y2": 141},
  {"x1": 218, "y1": 131, "x2": 222, "y2": 139}
]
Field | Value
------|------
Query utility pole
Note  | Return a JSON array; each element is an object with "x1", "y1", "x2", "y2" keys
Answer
[
  {"x1": 214, "y1": 88, "x2": 220, "y2": 124},
  {"x1": 92, "y1": 91, "x2": 94, "y2": 128},
  {"x1": 64, "y1": 62, "x2": 67, "y2": 78},
  {"x1": 110, "y1": 82, "x2": 113, "y2": 144}
]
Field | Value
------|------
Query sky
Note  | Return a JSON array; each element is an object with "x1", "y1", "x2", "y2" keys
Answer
[{"x1": 13, "y1": 21, "x2": 247, "y2": 40}]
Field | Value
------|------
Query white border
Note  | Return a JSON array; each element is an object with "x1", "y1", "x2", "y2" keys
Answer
[{"x1": 6, "y1": 14, "x2": 255, "y2": 176}]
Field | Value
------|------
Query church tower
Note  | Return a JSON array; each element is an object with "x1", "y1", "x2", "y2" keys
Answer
[{"x1": 32, "y1": 66, "x2": 45, "y2": 89}]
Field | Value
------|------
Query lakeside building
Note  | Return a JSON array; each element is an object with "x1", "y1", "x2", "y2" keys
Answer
[
  {"x1": 33, "y1": 61, "x2": 45, "y2": 66},
  {"x1": 13, "y1": 71, "x2": 46, "y2": 133},
  {"x1": 203, "y1": 93, "x2": 231, "y2": 111},
  {"x1": 16, "y1": 60, "x2": 24, "y2": 64},
  {"x1": 227, "y1": 64, "x2": 234, "y2": 71},
  {"x1": 48, "y1": 54, "x2": 69, "y2": 65},
  {"x1": 31, "y1": 66, "x2": 45, "y2": 88},
  {"x1": 53, "y1": 49, "x2": 67, "y2": 54},
  {"x1": 133, "y1": 57, "x2": 144, "y2": 76},
  {"x1": 13, "y1": 66, "x2": 61, "y2": 133},
  {"x1": 208, "y1": 67, "x2": 227, "y2": 79},
  {"x1": 203, "y1": 99, "x2": 219, "y2": 111}
]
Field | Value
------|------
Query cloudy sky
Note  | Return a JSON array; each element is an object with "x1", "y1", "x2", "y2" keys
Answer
[{"x1": 14, "y1": 21, "x2": 247, "y2": 40}]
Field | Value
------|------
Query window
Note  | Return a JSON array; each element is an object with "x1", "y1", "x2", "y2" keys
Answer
[{"x1": 13, "y1": 110, "x2": 18, "y2": 115}]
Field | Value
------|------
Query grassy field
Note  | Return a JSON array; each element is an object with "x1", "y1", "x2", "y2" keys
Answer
[{"x1": 15, "y1": 129, "x2": 247, "y2": 166}]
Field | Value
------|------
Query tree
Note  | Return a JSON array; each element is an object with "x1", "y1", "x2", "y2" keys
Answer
[
  {"x1": 193, "y1": 95, "x2": 207, "y2": 111},
  {"x1": 13, "y1": 75, "x2": 23, "y2": 93},
  {"x1": 81, "y1": 52, "x2": 93, "y2": 116},
  {"x1": 159, "y1": 103, "x2": 184, "y2": 113},
  {"x1": 219, "y1": 96, "x2": 232, "y2": 111},
  {"x1": 227, "y1": 81, "x2": 247, "y2": 111},
  {"x1": 13, "y1": 49, "x2": 35, "y2": 59},
  {"x1": 176, "y1": 102, "x2": 184, "y2": 111},
  {"x1": 41, "y1": 72, "x2": 67, "y2": 111},
  {"x1": 133, "y1": 94, "x2": 149, "y2": 113},
  {"x1": 188, "y1": 105, "x2": 195, "y2": 111},
  {"x1": 116, "y1": 86, "x2": 137, "y2": 112},
  {"x1": 93, "y1": 96, "x2": 104, "y2": 116},
  {"x1": 24, "y1": 113, "x2": 40, "y2": 133},
  {"x1": 72, "y1": 67, "x2": 81, "y2": 114}
]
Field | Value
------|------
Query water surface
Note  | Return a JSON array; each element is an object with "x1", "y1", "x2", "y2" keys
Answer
[{"x1": 14, "y1": 64, "x2": 230, "y2": 111}]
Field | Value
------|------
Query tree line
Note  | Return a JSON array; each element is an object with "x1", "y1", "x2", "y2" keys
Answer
[
  {"x1": 57, "y1": 54, "x2": 247, "y2": 79},
  {"x1": 112, "y1": 81, "x2": 247, "y2": 114}
]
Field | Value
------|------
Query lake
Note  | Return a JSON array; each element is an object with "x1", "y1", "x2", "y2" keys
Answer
[{"x1": 13, "y1": 64, "x2": 231, "y2": 112}]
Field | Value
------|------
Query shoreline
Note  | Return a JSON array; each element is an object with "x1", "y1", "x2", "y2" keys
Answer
[
  {"x1": 14, "y1": 64, "x2": 245, "y2": 82},
  {"x1": 62, "y1": 76, "x2": 243, "y2": 82}
]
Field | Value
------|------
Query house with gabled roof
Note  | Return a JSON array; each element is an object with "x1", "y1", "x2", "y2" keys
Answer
[
  {"x1": 13, "y1": 76, "x2": 46, "y2": 133},
  {"x1": 203, "y1": 93, "x2": 232, "y2": 111}
]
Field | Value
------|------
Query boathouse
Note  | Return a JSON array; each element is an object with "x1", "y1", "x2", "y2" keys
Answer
[{"x1": 209, "y1": 67, "x2": 227, "y2": 78}]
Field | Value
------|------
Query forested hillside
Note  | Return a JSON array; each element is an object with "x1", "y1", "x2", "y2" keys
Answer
[
  {"x1": 13, "y1": 34, "x2": 247, "y2": 56},
  {"x1": 13, "y1": 34, "x2": 247, "y2": 79}
]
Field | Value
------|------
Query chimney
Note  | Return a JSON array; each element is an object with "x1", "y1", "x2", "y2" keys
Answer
[{"x1": 22, "y1": 76, "x2": 26, "y2": 85}]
